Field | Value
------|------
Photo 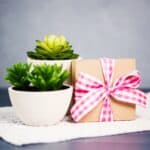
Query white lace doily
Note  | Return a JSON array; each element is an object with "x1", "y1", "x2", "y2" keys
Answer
[{"x1": 0, "y1": 94, "x2": 150, "y2": 146}]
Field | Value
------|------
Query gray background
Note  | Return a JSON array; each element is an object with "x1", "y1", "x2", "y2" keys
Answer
[{"x1": 0, "y1": 0, "x2": 150, "y2": 88}]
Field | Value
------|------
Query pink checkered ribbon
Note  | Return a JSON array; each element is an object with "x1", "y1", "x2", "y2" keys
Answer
[{"x1": 71, "y1": 58, "x2": 147, "y2": 122}]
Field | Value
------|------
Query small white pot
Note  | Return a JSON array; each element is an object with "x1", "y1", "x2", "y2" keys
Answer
[
  {"x1": 27, "y1": 57, "x2": 81, "y2": 84},
  {"x1": 8, "y1": 85, "x2": 73, "y2": 126}
]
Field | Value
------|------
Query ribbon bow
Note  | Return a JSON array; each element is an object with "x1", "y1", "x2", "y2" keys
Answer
[{"x1": 71, "y1": 58, "x2": 147, "y2": 122}]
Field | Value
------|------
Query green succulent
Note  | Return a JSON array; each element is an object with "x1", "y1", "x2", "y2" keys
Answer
[
  {"x1": 5, "y1": 63, "x2": 70, "y2": 91},
  {"x1": 5, "y1": 63, "x2": 31, "y2": 90},
  {"x1": 27, "y1": 35, "x2": 79, "y2": 60},
  {"x1": 28, "y1": 64, "x2": 69, "y2": 91}
]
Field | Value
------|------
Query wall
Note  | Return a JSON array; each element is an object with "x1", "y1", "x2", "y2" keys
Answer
[{"x1": 0, "y1": 0, "x2": 150, "y2": 88}]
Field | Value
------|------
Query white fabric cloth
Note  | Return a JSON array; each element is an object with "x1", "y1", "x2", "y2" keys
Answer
[{"x1": 0, "y1": 93, "x2": 150, "y2": 146}]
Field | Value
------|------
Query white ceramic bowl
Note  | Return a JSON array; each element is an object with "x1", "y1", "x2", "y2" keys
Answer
[
  {"x1": 8, "y1": 85, "x2": 73, "y2": 126},
  {"x1": 27, "y1": 57, "x2": 72, "y2": 71},
  {"x1": 27, "y1": 57, "x2": 81, "y2": 84}
]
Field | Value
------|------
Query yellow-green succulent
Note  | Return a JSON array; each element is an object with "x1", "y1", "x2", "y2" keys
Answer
[{"x1": 27, "y1": 35, "x2": 79, "y2": 60}]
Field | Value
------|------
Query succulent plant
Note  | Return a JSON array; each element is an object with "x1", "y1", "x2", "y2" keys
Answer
[
  {"x1": 27, "y1": 35, "x2": 79, "y2": 60},
  {"x1": 5, "y1": 63, "x2": 31, "y2": 90},
  {"x1": 28, "y1": 64, "x2": 69, "y2": 91},
  {"x1": 5, "y1": 63, "x2": 70, "y2": 91}
]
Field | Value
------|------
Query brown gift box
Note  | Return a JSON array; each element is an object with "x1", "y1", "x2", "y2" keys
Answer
[{"x1": 71, "y1": 58, "x2": 136, "y2": 122}]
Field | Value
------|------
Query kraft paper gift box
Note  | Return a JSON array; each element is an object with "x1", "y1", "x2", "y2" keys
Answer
[{"x1": 71, "y1": 58, "x2": 147, "y2": 122}]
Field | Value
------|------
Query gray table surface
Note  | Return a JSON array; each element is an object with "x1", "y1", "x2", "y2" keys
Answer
[{"x1": 0, "y1": 88, "x2": 150, "y2": 150}]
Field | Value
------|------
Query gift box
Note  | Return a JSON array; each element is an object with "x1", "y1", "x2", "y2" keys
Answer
[{"x1": 71, "y1": 58, "x2": 147, "y2": 122}]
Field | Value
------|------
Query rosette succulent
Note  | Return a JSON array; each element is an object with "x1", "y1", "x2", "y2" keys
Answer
[
  {"x1": 5, "y1": 63, "x2": 31, "y2": 90},
  {"x1": 27, "y1": 35, "x2": 79, "y2": 60},
  {"x1": 5, "y1": 63, "x2": 70, "y2": 91}
]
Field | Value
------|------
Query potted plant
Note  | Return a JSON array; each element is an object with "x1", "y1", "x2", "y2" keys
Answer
[
  {"x1": 5, "y1": 63, "x2": 73, "y2": 126},
  {"x1": 27, "y1": 35, "x2": 80, "y2": 83}
]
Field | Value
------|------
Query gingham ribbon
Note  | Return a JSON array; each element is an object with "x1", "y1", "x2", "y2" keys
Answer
[{"x1": 71, "y1": 58, "x2": 147, "y2": 122}]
